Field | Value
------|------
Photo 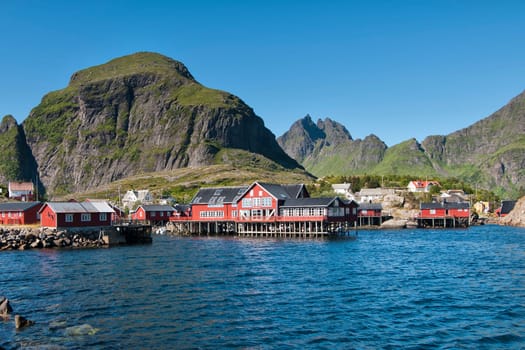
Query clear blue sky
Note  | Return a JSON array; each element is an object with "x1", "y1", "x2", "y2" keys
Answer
[{"x1": 1, "y1": 0, "x2": 524, "y2": 146}]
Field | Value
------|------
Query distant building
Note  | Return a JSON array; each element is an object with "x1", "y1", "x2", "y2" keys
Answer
[
  {"x1": 8, "y1": 182, "x2": 35, "y2": 201},
  {"x1": 39, "y1": 201, "x2": 115, "y2": 229},
  {"x1": 357, "y1": 188, "x2": 395, "y2": 203},
  {"x1": 132, "y1": 205, "x2": 174, "y2": 225},
  {"x1": 0, "y1": 202, "x2": 43, "y2": 225},
  {"x1": 407, "y1": 180, "x2": 440, "y2": 193},
  {"x1": 121, "y1": 190, "x2": 153, "y2": 209},
  {"x1": 495, "y1": 200, "x2": 517, "y2": 217},
  {"x1": 332, "y1": 183, "x2": 354, "y2": 200}
]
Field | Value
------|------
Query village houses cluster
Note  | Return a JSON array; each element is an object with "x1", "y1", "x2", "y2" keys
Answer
[{"x1": 0, "y1": 179, "x2": 514, "y2": 233}]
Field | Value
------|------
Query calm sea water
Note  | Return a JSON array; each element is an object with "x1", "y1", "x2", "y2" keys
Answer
[{"x1": 1, "y1": 225, "x2": 524, "y2": 349}]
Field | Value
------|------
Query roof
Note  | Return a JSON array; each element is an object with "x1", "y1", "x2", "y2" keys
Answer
[
  {"x1": 281, "y1": 184, "x2": 308, "y2": 198},
  {"x1": 332, "y1": 183, "x2": 351, "y2": 191},
  {"x1": 420, "y1": 202, "x2": 470, "y2": 210},
  {"x1": 256, "y1": 183, "x2": 295, "y2": 200},
  {"x1": 500, "y1": 200, "x2": 517, "y2": 215},
  {"x1": 41, "y1": 201, "x2": 115, "y2": 214},
  {"x1": 280, "y1": 197, "x2": 337, "y2": 208},
  {"x1": 139, "y1": 205, "x2": 174, "y2": 212},
  {"x1": 0, "y1": 202, "x2": 42, "y2": 212},
  {"x1": 358, "y1": 203, "x2": 382, "y2": 210},
  {"x1": 409, "y1": 180, "x2": 440, "y2": 188},
  {"x1": 191, "y1": 186, "x2": 249, "y2": 205},
  {"x1": 8, "y1": 182, "x2": 34, "y2": 191}
]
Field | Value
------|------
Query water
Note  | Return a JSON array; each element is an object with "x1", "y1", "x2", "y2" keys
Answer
[{"x1": 1, "y1": 225, "x2": 524, "y2": 349}]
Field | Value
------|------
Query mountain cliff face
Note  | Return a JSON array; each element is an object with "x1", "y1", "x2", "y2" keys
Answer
[
  {"x1": 0, "y1": 115, "x2": 38, "y2": 184},
  {"x1": 21, "y1": 52, "x2": 301, "y2": 195},
  {"x1": 279, "y1": 90, "x2": 525, "y2": 197},
  {"x1": 278, "y1": 115, "x2": 387, "y2": 176}
]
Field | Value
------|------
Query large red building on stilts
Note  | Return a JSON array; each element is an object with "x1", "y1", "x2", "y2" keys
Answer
[{"x1": 170, "y1": 182, "x2": 358, "y2": 237}]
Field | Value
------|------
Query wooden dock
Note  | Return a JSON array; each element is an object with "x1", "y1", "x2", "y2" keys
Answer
[{"x1": 102, "y1": 223, "x2": 152, "y2": 245}]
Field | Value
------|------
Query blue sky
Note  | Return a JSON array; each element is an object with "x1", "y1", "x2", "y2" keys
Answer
[{"x1": 1, "y1": 0, "x2": 524, "y2": 146}]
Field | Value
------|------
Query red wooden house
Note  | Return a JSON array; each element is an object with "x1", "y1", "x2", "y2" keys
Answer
[
  {"x1": 357, "y1": 202, "x2": 383, "y2": 226},
  {"x1": 132, "y1": 205, "x2": 174, "y2": 225},
  {"x1": 418, "y1": 202, "x2": 470, "y2": 228},
  {"x1": 0, "y1": 202, "x2": 43, "y2": 225},
  {"x1": 171, "y1": 182, "x2": 358, "y2": 236},
  {"x1": 39, "y1": 201, "x2": 115, "y2": 229}
]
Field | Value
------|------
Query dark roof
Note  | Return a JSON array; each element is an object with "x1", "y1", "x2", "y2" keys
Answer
[
  {"x1": 420, "y1": 202, "x2": 470, "y2": 210},
  {"x1": 0, "y1": 202, "x2": 42, "y2": 212},
  {"x1": 140, "y1": 205, "x2": 175, "y2": 212},
  {"x1": 257, "y1": 183, "x2": 294, "y2": 200},
  {"x1": 281, "y1": 197, "x2": 337, "y2": 208},
  {"x1": 281, "y1": 184, "x2": 308, "y2": 198},
  {"x1": 191, "y1": 186, "x2": 249, "y2": 205},
  {"x1": 174, "y1": 204, "x2": 191, "y2": 212},
  {"x1": 500, "y1": 200, "x2": 517, "y2": 215},
  {"x1": 358, "y1": 203, "x2": 383, "y2": 210}
]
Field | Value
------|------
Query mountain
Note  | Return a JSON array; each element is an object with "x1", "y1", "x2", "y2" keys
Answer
[
  {"x1": 18, "y1": 52, "x2": 303, "y2": 196},
  {"x1": 279, "y1": 90, "x2": 525, "y2": 197},
  {"x1": 0, "y1": 115, "x2": 38, "y2": 184},
  {"x1": 277, "y1": 115, "x2": 388, "y2": 176}
]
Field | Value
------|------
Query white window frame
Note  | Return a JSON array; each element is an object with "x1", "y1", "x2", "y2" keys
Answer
[
  {"x1": 81, "y1": 213, "x2": 91, "y2": 222},
  {"x1": 99, "y1": 213, "x2": 107, "y2": 221},
  {"x1": 65, "y1": 214, "x2": 74, "y2": 222}
]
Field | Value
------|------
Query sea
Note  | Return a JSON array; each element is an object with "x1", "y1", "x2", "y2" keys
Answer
[{"x1": 1, "y1": 225, "x2": 524, "y2": 349}]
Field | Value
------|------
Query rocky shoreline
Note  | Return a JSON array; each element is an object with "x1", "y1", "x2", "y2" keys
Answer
[{"x1": 0, "y1": 227, "x2": 107, "y2": 251}]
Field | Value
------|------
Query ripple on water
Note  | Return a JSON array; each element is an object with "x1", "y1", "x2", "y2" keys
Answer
[{"x1": 0, "y1": 226, "x2": 524, "y2": 349}]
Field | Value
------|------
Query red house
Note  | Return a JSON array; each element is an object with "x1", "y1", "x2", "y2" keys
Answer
[
  {"x1": 357, "y1": 202, "x2": 383, "y2": 226},
  {"x1": 132, "y1": 205, "x2": 174, "y2": 225},
  {"x1": 418, "y1": 202, "x2": 470, "y2": 228},
  {"x1": 39, "y1": 201, "x2": 115, "y2": 229},
  {"x1": 0, "y1": 202, "x2": 43, "y2": 225},
  {"x1": 172, "y1": 182, "x2": 358, "y2": 236}
]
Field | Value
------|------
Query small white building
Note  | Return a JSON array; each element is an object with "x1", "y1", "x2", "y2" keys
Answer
[
  {"x1": 407, "y1": 180, "x2": 440, "y2": 193},
  {"x1": 121, "y1": 190, "x2": 153, "y2": 209},
  {"x1": 331, "y1": 183, "x2": 354, "y2": 200},
  {"x1": 357, "y1": 188, "x2": 395, "y2": 203}
]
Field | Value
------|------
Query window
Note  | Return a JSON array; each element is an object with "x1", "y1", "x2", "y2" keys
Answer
[
  {"x1": 262, "y1": 197, "x2": 272, "y2": 207},
  {"x1": 253, "y1": 198, "x2": 261, "y2": 207},
  {"x1": 65, "y1": 214, "x2": 73, "y2": 222},
  {"x1": 430, "y1": 209, "x2": 436, "y2": 215},
  {"x1": 232, "y1": 210, "x2": 237, "y2": 218},
  {"x1": 99, "y1": 213, "x2": 107, "y2": 221},
  {"x1": 242, "y1": 198, "x2": 252, "y2": 208},
  {"x1": 81, "y1": 213, "x2": 91, "y2": 222}
]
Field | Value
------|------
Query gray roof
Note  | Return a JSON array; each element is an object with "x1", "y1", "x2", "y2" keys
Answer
[
  {"x1": 191, "y1": 186, "x2": 249, "y2": 205},
  {"x1": 420, "y1": 202, "x2": 470, "y2": 210},
  {"x1": 500, "y1": 200, "x2": 517, "y2": 214},
  {"x1": 140, "y1": 205, "x2": 174, "y2": 212},
  {"x1": 281, "y1": 197, "x2": 337, "y2": 208},
  {"x1": 0, "y1": 202, "x2": 42, "y2": 212},
  {"x1": 43, "y1": 201, "x2": 115, "y2": 214},
  {"x1": 358, "y1": 203, "x2": 383, "y2": 210},
  {"x1": 281, "y1": 184, "x2": 308, "y2": 198}
]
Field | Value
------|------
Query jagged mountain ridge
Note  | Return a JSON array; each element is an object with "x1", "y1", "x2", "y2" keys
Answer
[
  {"x1": 5, "y1": 52, "x2": 302, "y2": 196},
  {"x1": 278, "y1": 90, "x2": 525, "y2": 197}
]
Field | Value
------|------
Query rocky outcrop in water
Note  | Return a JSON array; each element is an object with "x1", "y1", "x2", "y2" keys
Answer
[{"x1": 0, "y1": 228, "x2": 106, "y2": 250}]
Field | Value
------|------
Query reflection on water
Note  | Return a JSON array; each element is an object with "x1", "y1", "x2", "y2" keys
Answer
[{"x1": 1, "y1": 225, "x2": 524, "y2": 349}]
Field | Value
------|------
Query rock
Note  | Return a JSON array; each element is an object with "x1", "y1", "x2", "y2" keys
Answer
[
  {"x1": 15, "y1": 314, "x2": 35, "y2": 329},
  {"x1": 0, "y1": 297, "x2": 13, "y2": 316},
  {"x1": 64, "y1": 323, "x2": 99, "y2": 336},
  {"x1": 500, "y1": 196, "x2": 525, "y2": 227},
  {"x1": 381, "y1": 218, "x2": 407, "y2": 229}
]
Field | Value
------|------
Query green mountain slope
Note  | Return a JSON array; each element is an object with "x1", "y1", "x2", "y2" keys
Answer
[{"x1": 21, "y1": 52, "x2": 303, "y2": 196}]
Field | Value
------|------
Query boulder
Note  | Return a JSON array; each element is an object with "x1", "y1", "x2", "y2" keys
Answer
[
  {"x1": 15, "y1": 314, "x2": 35, "y2": 329},
  {"x1": 0, "y1": 297, "x2": 13, "y2": 316},
  {"x1": 381, "y1": 218, "x2": 407, "y2": 229}
]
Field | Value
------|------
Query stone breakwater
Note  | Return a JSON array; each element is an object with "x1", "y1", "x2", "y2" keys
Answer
[{"x1": 0, "y1": 228, "x2": 106, "y2": 251}]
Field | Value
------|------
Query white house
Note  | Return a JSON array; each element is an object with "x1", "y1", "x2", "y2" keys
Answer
[
  {"x1": 331, "y1": 183, "x2": 354, "y2": 200},
  {"x1": 8, "y1": 181, "x2": 35, "y2": 201},
  {"x1": 121, "y1": 190, "x2": 153, "y2": 209},
  {"x1": 407, "y1": 180, "x2": 440, "y2": 193}
]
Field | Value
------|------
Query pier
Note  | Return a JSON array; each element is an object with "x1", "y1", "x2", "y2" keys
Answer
[{"x1": 102, "y1": 222, "x2": 152, "y2": 245}]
